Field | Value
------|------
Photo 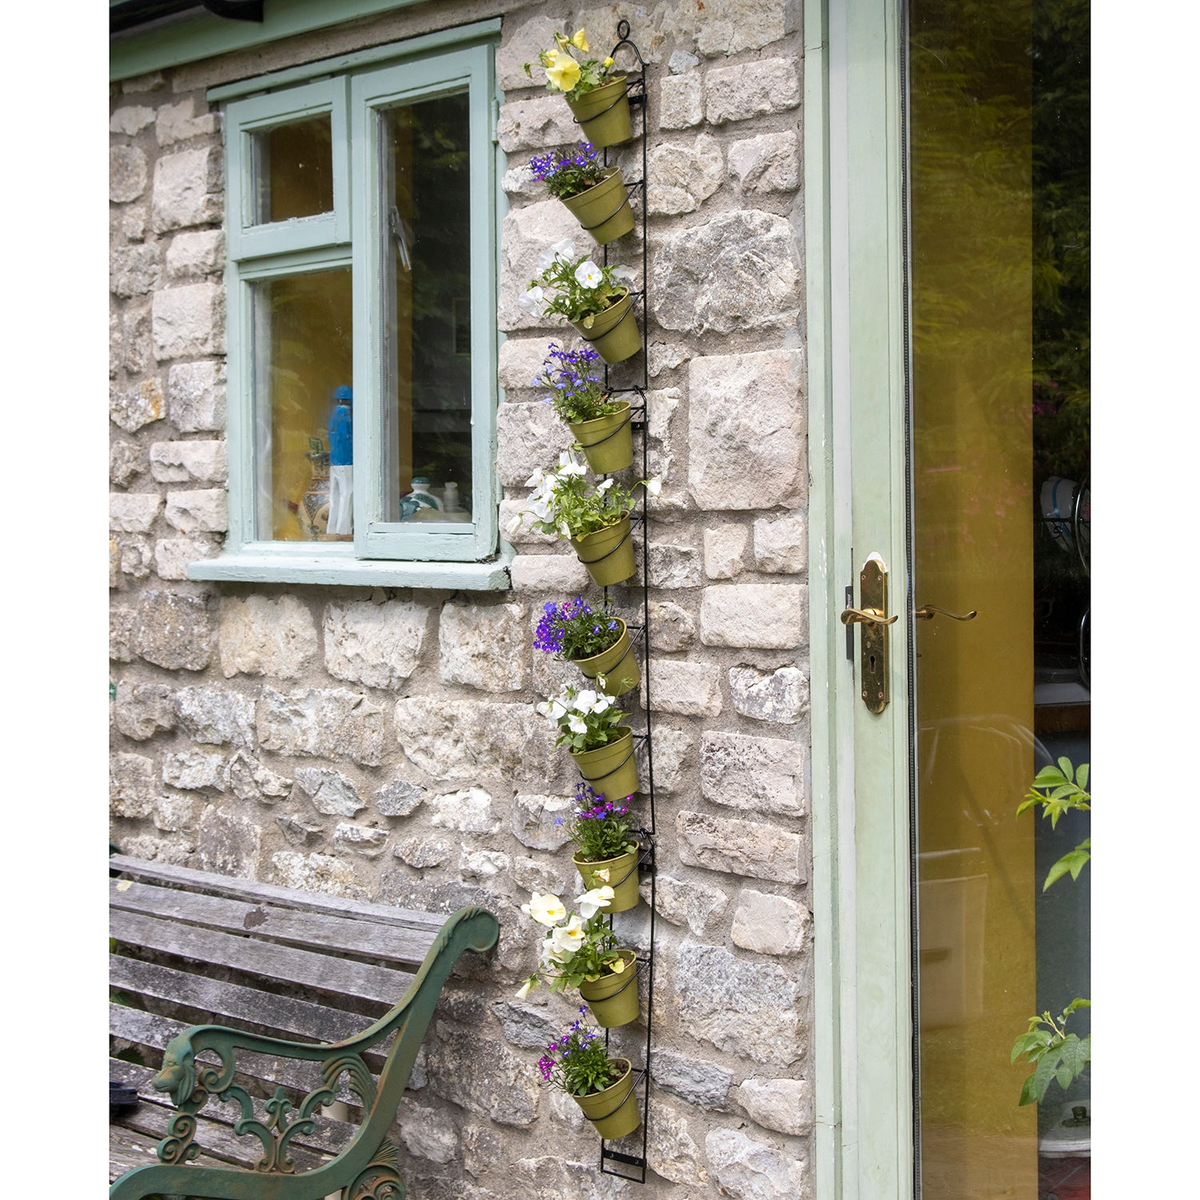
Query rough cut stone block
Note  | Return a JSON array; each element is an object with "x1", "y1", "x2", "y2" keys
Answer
[
  {"x1": 647, "y1": 659, "x2": 722, "y2": 717},
  {"x1": 174, "y1": 686, "x2": 256, "y2": 746},
  {"x1": 651, "y1": 873, "x2": 729, "y2": 936},
  {"x1": 496, "y1": 400, "x2": 572, "y2": 486},
  {"x1": 163, "y1": 749, "x2": 226, "y2": 792},
  {"x1": 334, "y1": 822, "x2": 388, "y2": 857},
  {"x1": 110, "y1": 492, "x2": 162, "y2": 533},
  {"x1": 225, "y1": 750, "x2": 291, "y2": 802},
  {"x1": 732, "y1": 1076, "x2": 813, "y2": 1137},
  {"x1": 394, "y1": 697, "x2": 566, "y2": 789},
  {"x1": 654, "y1": 213, "x2": 801, "y2": 336},
  {"x1": 645, "y1": 1098, "x2": 710, "y2": 1187},
  {"x1": 700, "y1": 583, "x2": 806, "y2": 648},
  {"x1": 155, "y1": 97, "x2": 218, "y2": 146},
  {"x1": 111, "y1": 243, "x2": 161, "y2": 297},
  {"x1": 633, "y1": 724, "x2": 694, "y2": 794},
  {"x1": 165, "y1": 229, "x2": 224, "y2": 279},
  {"x1": 754, "y1": 512, "x2": 808, "y2": 573},
  {"x1": 429, "y1": 788, "x2": 499, "y2": 834},
  {"x1": 118, "y1": 301, "x2": 153, "y2": 377},
  {"x1": 393, "y1": 836, "x2": 451, "y2": 869},
  {"x1": 460, "y1": 848, "x2": 510, "y2": 879},
  {"x1": 110, "y1": 441, "x2": 147, "y2": 488},
  {"x1": 648, "y1": 600, "x2": 696, "y2": 652},
  {"x1": 512, "y1": 855, "x2": 568, "y2": 898},
  {"x1": 704, "y1": 524, "x2": 748, "y2": 579},
  {"x1": 508, "y1": 552, "x2": 590, "y2": 594},
  {"x1": 110, "y1": 105, "x2": 155, "y2": 135},
  {"x1": 199, "y1": 807, "x2": 261, "y2": 877},
  {"x1": 647, "y1": 541, "x2": 700, "y2": 589},
  {"x1": 491, "y1": 1000, "x2": 560, "y2": 1051},
  {"x1": 647, "y1": 135, "x2": 724, "y2": 216},
  {"x1": 496, "y1": 95, "x2": 578, "y2": 153},
  {"x1": 706, "y1": 1128, "x2": 807, "y2": 1198},
  {"x1": 292, "y1": 766, "x2": 366, "y2": 817},
  {"x1": 497, "y1": 335, "x2": 556, "y2": 394},
  {"x1": 116, "y1": 535, "x2": 153, "y2": 580},
  {"x1": 324, "y1": 600, "x2": 427, "y2": 688},
  {"x1": 155, "y1": 534, "x2": 220, "y2": 580},
  {"x1": 111, "y1": 378, "x2": 166, "y2": 433},
  {"x1": 151, "y1": 146, "x2": 221, "y2": 231},
  {"x1": 510, "y1": 792, "x2": 572, "y2": 851},
  {"x1": 110, "y1": 145, "x2": 148, "y2": 203},
  {"x1": 134, "y1": 591, "x2": 213, "y2": 671},
  {"x1": 677, "y1": 810, "x2": 805, "y2": 884},
  {"x1": 649, "y1": 1048, "x2": 734, "y2": 1112},
  {"x1": 729, "y1": 665, "x2": 810, "y2": 724},
  {"x1": 397, "y1": 1100, "x2": 458, "y2": 1164},
  {"x1": 496, "y1": 199, "x2": 583, "y2": 332},
  {"x1": 677, "y1": 941, "x2": 802, "y2": 1066},
  {"x1": 258, "y1": 687, "x2": 389, "y2": 766},
  {"x1": 661, "y1": 0, "x2": 795, "y2": 58},
  {"x1": 154, "y1": 794, "x2": 200, "y2": 833},
  {"x1": 733, "y1": 888, "x2": 810, "y2": 956},
  {"x1": 375, "y1": 777, "x2": 426, "y2": 818},
  {"x1": 168, "y1": 360, "x2": 225, "y2": 432},
  {"x1": 269, "y1": 851, "x2": 367, "y2": 899},
  {"x1": 729, "y1": 130, "x2": 802, "y2": 194},
  {"x1": 425, "y1": 1032, "x2": 541, "y2": 1127},
  {"x1": 659, "y1": 72, "x2": 703, "y2": 130},
  {"x1": 219, "y1": 594, "x2": 318, "y2": 679},
  {"x1": 111, "y1": 752, "x2": 158, "y2": 819},
  {"x1": 439, "y1": 600, "x2": 528, "y2": 692},
  {"x1": 152, "y1": 283, "x2": 224, "y2": 360},
  {"x1": 701, "y1": 729, "x2": 807, "y2": 815},
  {"x1": 705, "y1": 56, "x2": 802, "y2": 125},
  {"x1": 495, "y1": 12, "x2": 564, "y2": 91},
  {"x1": 150, "y1": 440, "x2": 226, "y2": 483},
  {"x1": 511, "y1": 1156, "x2": 627, "y2": 1198}
]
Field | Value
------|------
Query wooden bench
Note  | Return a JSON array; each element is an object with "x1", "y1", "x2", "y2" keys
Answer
[{"x1": 108, "y1": 853, "x2": 499, "y2": 1199}]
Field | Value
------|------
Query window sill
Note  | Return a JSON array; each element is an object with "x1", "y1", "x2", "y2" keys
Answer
[{"x1": 187, "y1": 543, "x2": 513, "y2": 589}]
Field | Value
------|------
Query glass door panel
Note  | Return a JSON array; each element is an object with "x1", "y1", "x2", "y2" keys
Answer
[{"x1": 908, "y1": 1, "x2": 1090, "y2": 1196}]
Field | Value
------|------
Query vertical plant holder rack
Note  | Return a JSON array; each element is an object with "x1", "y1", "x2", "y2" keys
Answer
[{"x1": 590, "y1": 21, "x2": 654, "y2": 1185}]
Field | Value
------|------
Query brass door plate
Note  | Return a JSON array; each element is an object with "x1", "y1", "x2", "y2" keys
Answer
[{"x1": 860, "y1": 556, "x2": 889, "y2": 713}]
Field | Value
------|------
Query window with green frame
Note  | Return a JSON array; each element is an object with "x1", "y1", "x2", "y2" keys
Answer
[{"x1": 191, "y1": 35, "x2": 507, "y2": 587}]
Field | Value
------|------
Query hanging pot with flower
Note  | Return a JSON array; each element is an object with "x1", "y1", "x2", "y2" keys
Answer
[
  {"x1": 559, "y1": 781, "x2": 642, "y2": 912},
  {"x1": 536, "y1": 680, "x2": 640, "y2": 801},
  {"x1": 530, "y1": 142, "x2": 634, "y2": 245},
  {"x1": 534, "y1": 595, "x2": 641, "y2": 697},
  {"x1": 516, "y1": 888, "x2": 641, "y2": 1028},
  {"x1": 521, "y1": 240, "x2": 641, "y2": 365},
  {"x1": 533, "y1": 342, "x2": 633, "y2": 475},
  {"x1": 506, "y1": 450, "x2": 659, "y2": 587},
  {"x1": 524, "y1": 29, "x2": 632, "y2": 149},
  {"x1": 537, "y1": 1009, "x2": 642, "y2": 1139}
]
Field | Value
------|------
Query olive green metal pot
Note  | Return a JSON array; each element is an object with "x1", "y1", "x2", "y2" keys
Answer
[
  {"x1": 571, "y1": 292, "x2": 642, "y2": 365},
  {"x1": 568, "y1": 399, "x2": 634, "y2": 475},
  {"x1": 566, "y1": 77, "x2": 633, "y2": 148},
  {"x1": 569, "y1": 726, "x2": 640, "y2": 799},
  {"x1": 571, "y1": 617, "x2": 640, "y2": 697},
  {"x1": 560, "y1": 167, "x2": 635, "y2": 244},
  {"x1": 574, "y1": 843, "x2": 641, "y2": 912},
  {"x1": 579, "y1": 950, "x2": 640, "y2": 1028},
  {"x1": 572, "y1": 1058, "x2": 641, "y2": 1138},
  {"x1": 571, "y1": 515, "x2": 636, "y2": 587}
]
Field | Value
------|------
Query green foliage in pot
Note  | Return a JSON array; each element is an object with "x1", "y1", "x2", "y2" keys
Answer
[
  {"x1": 529, "y1": 142, "x2": 608, "y2": 200},
  {"x1": 533, "y1": 595, "x2": 622, "y2": 661},
  {"x1": 520, "y1": 239, "x2": 637, "y2": 327},
  {"x1": 532, "y1": 342, "x2": 621, "y2": 425},
  {"x1": 1016, "y1": 756, "x2": 1091, "y2": 891},
  {"x1": 514, "y1": 886, "x2": 629, "y2": 996},
  {"x1": 535, "y1": 681, "x2": 628, "y2": 753},
  {"x1": 559, "y1": 781, "x2": 637, "y2": 862},
  {"x1": 537, "y1": 1008, "x2": 627, "y2": 1098}
]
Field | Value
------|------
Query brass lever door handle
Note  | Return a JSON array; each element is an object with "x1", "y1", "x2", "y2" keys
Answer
[
  {"x1": 840, "y1": 606, "x2": 899, "y2": 627},
  {"x1": 914, "y1": 604, "x2": 977, "y2": 622}
]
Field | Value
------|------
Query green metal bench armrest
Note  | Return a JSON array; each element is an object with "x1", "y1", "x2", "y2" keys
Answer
[{"x1": 110, "y1": 905, "x2": 500, "y2": 1200}]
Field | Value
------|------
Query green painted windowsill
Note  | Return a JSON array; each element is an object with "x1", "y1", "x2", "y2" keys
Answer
[{"x1": 187, "y1": 543, "x2": 514, "y2": 589}]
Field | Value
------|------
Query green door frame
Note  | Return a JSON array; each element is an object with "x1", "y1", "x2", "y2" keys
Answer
[{"x1": 805, "y1": 1, "x2": 915, "y2": 1197}]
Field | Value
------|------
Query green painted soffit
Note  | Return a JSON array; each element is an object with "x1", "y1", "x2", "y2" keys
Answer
[{"x1": 110, "y1": 0, "x2": 427, "y2": 81}]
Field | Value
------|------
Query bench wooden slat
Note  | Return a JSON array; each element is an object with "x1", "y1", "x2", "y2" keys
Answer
[
  {"x1": 110, "y1": 1059, "x2": 360, "y2": 1164},
  {"x1": 109, "y1": 854, "x2": 446, "y2": 934},
  {"x1": 110, "y1": 878, "x2": 438, "y2": 968},
  {"x1": 109, "y1": 955, "x2": 369, "y2": 1045},
  {"x1": 109, "y1": 1123, "x2": 166, "y2": 1184},
  {"x1": 110, "y1": 908, "x2": 413, "y2": 1004}
]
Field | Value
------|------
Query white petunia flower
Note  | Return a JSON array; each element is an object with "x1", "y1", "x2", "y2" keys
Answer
[
  {"x1": 645, "y1": 476, "x2": 662, "y2": 497},
  {"x1": 521, "y1": 892, "x2": 567, "y2": 927},
  {"x1": 596, "y1": 477, "x2": 614, "y2": 491},
  {"x1": 538, "y1": 239, "x2": 577, "y2": 270},
  {"x1": 515, "y1": 978, "x2": 534, "y2": 999},
  {"x1": 573, "y1": 688, "x2": 599, "y2": 713},
  {"x1": 568, "y1": 713, "x2": 588, "y2": 735},
  {"x1": 590, "y1": 693, "x2": 613, "y2": 714},
  {"x1": 576, "y1": 885, "x2": 615, "y2": 918},
  {"x1": 574, "y1": 260, "x2": 604, "y2": 288},
  {"x1": 556, "y1": 450, "x2": 587, "y2": 476},
  {"x1": 518, "y1": 286, "x2": 547, "y2": 317}
]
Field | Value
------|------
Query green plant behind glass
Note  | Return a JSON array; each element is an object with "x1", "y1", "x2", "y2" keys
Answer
[{"x1": 1010, "y1": 757, "x2": 1090, "y2": 1105}]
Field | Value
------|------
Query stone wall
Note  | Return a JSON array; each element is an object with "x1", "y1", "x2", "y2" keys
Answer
[{"x1": 109, "y1": 3, "x2": 812, "y2": 1196}]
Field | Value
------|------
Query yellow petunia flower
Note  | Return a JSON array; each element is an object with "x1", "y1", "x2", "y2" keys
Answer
[
  {"x1": 603, "y1": 56, "x2": 614, "y2": 69},
  {"x1": 572, "y1": 29, "x2": 589, "y2": 51},
  {"x1": 545, "y1": 57, "x2": 582, "y2": 92}
]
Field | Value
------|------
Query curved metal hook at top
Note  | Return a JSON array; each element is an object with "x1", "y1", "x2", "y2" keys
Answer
[{"x1": 611, "y1": 20, "x2": 648, "y2": 70}]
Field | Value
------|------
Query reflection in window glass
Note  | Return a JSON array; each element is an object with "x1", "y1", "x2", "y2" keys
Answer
[
  {"x1": 252, "y1": 115, "x2": 334, "y2": 224},
  {"x1": 251, "y1": 268, "x2": 353, "y2": 541},
  {"x1": 380, "y1": 91, "x2": 473, "y2": 523}
]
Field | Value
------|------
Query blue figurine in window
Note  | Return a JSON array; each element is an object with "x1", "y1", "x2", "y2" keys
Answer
[{"x1": 327, "y1": 385, "x2": 353, "y2": 536}]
